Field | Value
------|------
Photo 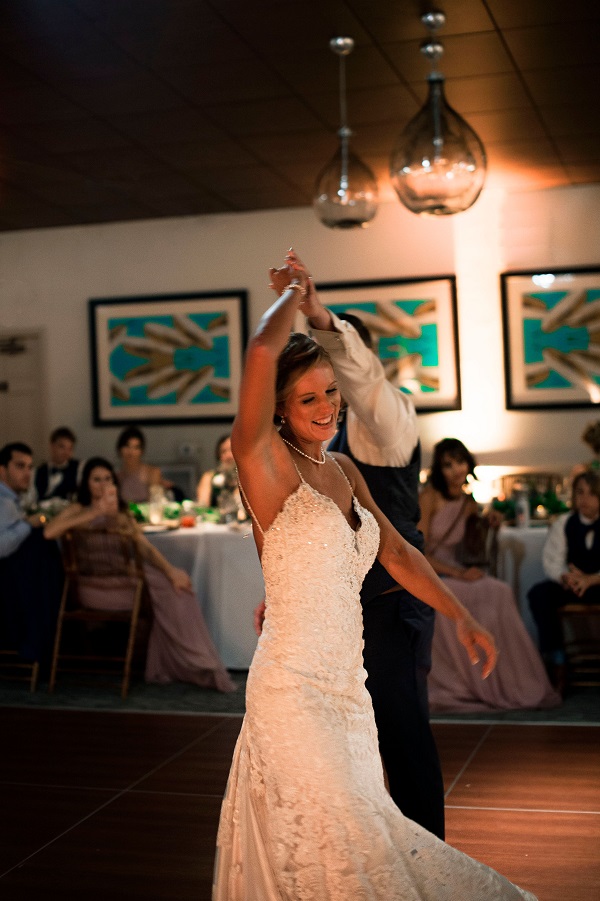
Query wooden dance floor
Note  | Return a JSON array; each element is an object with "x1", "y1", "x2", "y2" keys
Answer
[{"x1": 0, "y1": 707, "x2": 598, "y2": 900}]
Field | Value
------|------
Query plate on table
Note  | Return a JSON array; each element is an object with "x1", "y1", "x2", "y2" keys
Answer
[{"x1": 141, "y1": 522, "x2": 180, "y2": 533}]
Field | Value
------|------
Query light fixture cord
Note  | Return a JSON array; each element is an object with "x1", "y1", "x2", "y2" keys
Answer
[
  {"x1": 338, "y1": 54, "x2": 349, "y2": 191},
  {"x1": 423, "y1": 21, "x2": 444, "y2": 160}
]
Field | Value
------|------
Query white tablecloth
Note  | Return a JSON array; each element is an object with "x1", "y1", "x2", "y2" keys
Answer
[
  {"x1": 146, "y1": 522, "x2": 550, "y2": 664},
  {"x1": 496, "y1": 525, "x2": 549, "y2": 640},
  {"x1": 145, "y1": 523, "x2": 263, "y2": 669}
]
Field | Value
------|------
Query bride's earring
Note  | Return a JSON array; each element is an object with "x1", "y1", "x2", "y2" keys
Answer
[{"x1": 280, "y1": 415, "x2": 285, "y2": 425}]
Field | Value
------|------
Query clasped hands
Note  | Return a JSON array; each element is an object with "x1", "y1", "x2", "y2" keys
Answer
[
  {"x1": 268, "y1": 249, "x2": 323, "y2": 318},
  {"x1": 561, "y1": 564, "x2": 595, "y2": 598}
]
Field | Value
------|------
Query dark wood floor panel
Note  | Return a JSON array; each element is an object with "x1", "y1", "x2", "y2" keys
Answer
[
  {"x1": 446, "y1": 807, "x2": 600, "y2": 901},
  {"x1": 431, "y1": 722, "x2": 492, "y2": 788},
  {"x1": 0, "y1": 791, "x2": 221, "y2": 900},
  {"x1": 448, "y1": 724, "x2": 600, "y2": 811},
  {"x1": 132, "y1": 717, "x2": 242, "y2": 796},
  {"x1": 0, "y1": 784, "x2": 115, "y2": 874},
  {"x1": 0, "y1": 709, "x2": 228, "y2": 789},
  {"x1": 1, "y1": 710, "x2": 598, "y2": 900}
]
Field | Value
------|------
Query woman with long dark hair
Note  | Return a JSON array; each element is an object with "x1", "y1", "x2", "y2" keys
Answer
[
  {"x1": 44, "y1": 457, "x2": 234, "y2": 692},
  {"x1": 420, "y1": 438, "x2": 559, "y2": 711}
]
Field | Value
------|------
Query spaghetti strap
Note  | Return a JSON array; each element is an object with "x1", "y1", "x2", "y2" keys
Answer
[
  {"x1": 237, "y1": 456, "x2": 304, "y2": 536},
  {"x1": 237, "y1": 478, "x2": 264, "y2": 536},
  {"x1": 327, "y1": 452, "x2": 355, "y2": 495}
]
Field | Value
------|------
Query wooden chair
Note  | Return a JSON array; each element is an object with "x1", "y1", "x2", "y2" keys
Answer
[
  {"x1": 558, "y1": 603, "x2": 600, "y2": 687},
  {"x1": 0, "y1": 649, "x2": 39, "y2": 691},
  {"x1": 49, "y1": 528, "x2": 149, "y2": 699},
  {"x1": 0, "y1": 591, "x2": 40, "y2": 692}
]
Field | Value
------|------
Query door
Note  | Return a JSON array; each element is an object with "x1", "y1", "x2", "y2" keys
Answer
[{"x1": 0, "y1": 331, "x2": 47, "y2": 457}]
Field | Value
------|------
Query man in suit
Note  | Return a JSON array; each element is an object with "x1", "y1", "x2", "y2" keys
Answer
[
  {"x1": 300, "y1": 261, "x2": 445, "y2": 839},
  {"x1": 255, "y1": 252, "x2": 446, "y2": 837},
  {"x1": 309, "y1": 312, "x2": 444, "y2": 838},
  {"x1": 0, "y1": 442, "x2": 62, "y2": 665},
  {"x1": 34, "y1": 426, "x2": 81, "y2": 502}
]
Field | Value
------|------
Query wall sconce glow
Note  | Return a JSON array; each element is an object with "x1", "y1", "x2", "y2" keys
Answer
[
  {"x1": 532, "y1": 274, "x2": 556, "y2": 289},
  {"x1": 469, "y1": 467, "x2": 505, "y2": 504}
]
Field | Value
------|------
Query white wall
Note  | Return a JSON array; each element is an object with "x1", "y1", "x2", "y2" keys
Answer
[{"x1": 0, "y1": 183, "x2": 598, "y2": 477}]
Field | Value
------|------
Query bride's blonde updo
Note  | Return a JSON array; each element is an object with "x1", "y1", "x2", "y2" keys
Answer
[{"x1": 275, "y1": 333, "x2": 332, "y2": 406}]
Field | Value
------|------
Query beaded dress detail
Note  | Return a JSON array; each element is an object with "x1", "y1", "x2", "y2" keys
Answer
[{"x1": 213, "y1": 462, "x2": 537, "y2": 900}]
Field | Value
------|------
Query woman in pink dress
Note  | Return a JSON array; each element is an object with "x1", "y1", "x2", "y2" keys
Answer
[
  {"x1": 44, "y1": 457, "x2": 235, "y2": 692},
  {"x1": 420, "y1": 438, "x2": 560, "y2": 712},
  {"x1": 115, "y1": 425, "x2": 169, "y2": 503}
]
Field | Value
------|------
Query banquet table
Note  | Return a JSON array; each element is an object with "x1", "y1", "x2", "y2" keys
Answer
[
  {"x1": 145, "y1": 523, "x2": 262, "y2": 669},
  {"x1": 495, "y1": 524, "x2": 549, "y2": 640}
]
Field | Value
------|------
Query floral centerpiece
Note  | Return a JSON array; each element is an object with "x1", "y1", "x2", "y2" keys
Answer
[{"x1": 24, "y1": 496, "x2": 71, "y2": 521}]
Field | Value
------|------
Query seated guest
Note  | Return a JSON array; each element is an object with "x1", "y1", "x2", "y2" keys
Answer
[
  {"x1": 528, "y1": 470, "x2": 600, "y2": 693},
  {"x1": 0, "y1": 442, "x2": 63, "y2": 665},
  {"x1": 44, "y1": 457, "x2": 235, "y2": 691},
  {"x1": 420, "y1": 438, "x2": 560, "y2": 712},
  {"x1": 572, "y1": 420, "x2": 600, "y2": 477},
  {"x1": 115, "y1": 426, "x2": 173, "y2": 503},
  {"x1": 196, "y1": 433, "x2": 238, "y2": 507},
  {"x1": 34, "y1": 426, "x2": 81, "y2": 501}
]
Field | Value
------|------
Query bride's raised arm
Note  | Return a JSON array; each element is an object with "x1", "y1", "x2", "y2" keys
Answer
[{"x1": 231, "y1": 256, "x2": 310, "y2": 525}]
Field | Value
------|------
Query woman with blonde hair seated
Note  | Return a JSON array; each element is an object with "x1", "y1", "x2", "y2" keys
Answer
[{"x1": 196, "y1": 433, "x2": 237, "y2": 507}]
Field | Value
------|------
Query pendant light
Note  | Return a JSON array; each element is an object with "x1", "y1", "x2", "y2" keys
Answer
[
  {"x1": 314, "y1": 37, "x2": 378, "y2": 229},
  {"x1": 390, "y1": 9, "x2": 486, "y2": 216}
]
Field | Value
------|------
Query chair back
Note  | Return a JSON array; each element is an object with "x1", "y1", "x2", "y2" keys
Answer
[
  {"x1": 50, "y1": 527, "x2": 149, "y2": 698},
  {"x1": 62, "y1": 527, "x2": 144, "y2": 581}
]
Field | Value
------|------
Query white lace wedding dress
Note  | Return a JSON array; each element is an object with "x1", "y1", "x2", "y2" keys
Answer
[{"x1": 213, "y1": 467, "x2": 537, "y2": 900}]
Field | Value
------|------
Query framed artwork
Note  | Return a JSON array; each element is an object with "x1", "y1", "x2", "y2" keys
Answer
[
  {"x1": 89, "y1": 290, "x2": 248, "y2": 425},
  {"x1": 501, "y1": 268, "x2": 600, "y2": 410},
  {"x1": 316, "y1": 276, "x2": 461, "y2": 412}
]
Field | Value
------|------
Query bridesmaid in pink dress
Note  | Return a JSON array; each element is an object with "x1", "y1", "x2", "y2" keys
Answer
[
  {"x1": 44, "y1": 457, "x2": 235, "y2": 692},
  {"x1": 420, "y1": 439, "x2": 560, "y2": 713},
  {"x1": 115, "y1": 425, "x2": 169, "y2": 502}
]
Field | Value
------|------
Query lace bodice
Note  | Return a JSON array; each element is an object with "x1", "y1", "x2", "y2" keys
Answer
[{"x1": 253, "y1": 480, "x2": 380, "y2": 690}]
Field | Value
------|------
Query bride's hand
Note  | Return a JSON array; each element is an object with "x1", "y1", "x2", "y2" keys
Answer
[
  {"x1": 268, "y1": 263, "x2": 295, "y2": 296},
  {"x1": 284, "y1": 249, "x2": 327, "y2": 324},
  {"x1": 455, "y1": 613, "x2": 497, "y2": 679},
  {"x1": 268, "y1": 258, "x2": 310, "y2": 304}
]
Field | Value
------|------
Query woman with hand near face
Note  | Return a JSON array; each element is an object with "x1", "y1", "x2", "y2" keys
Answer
[
  {"x1": 44, "y1": 457, "x2": 234, "y2": 692},
  {"x1": 420, "y1": 438, "x2": 560, "y2": 712}
]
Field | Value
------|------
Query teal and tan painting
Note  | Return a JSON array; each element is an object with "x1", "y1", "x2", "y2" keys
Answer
[
  {"x1": 90, "y1": 294, "x2": 246, "y2": 423},
  {"x1": 502, "y1": 271, "x2": 600, "y2": 408},
  {"x1": 320, "y1": 277, "x2": 460, "y2": 411}
]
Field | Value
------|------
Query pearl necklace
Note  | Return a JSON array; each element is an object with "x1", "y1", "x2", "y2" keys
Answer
[{"x1": 281, "y1": 437, "x2": 326, "y2": 465}]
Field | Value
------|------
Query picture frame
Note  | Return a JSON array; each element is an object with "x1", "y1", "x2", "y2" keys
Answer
[
  {"x1": 89, "y1": 290, "x2": 248, "y2": 425},
  {"x1": 500, "y1": 268, "x2": 600, "y2": 410},
  {"x1": 315, "y1": 276, "x2": 461, "y2": 412}
]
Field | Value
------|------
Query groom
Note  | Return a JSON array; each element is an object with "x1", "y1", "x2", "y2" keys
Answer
[{"x1": 304, "y1": 273, "x2": 445, "y2": 840}]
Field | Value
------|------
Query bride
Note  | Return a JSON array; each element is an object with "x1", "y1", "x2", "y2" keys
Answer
[{"x1": 212, "y1": 252, "x2": 537, "y2": 899}]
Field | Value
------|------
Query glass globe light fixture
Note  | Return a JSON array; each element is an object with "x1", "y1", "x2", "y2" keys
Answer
[
  {"x1": 390, "y1": 10, "x2": 487, "y2": 216},
  {"x1": 314, "y1": 37, "x2": 378, "y2": 229}
]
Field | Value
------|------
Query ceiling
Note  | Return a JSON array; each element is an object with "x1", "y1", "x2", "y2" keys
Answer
[{"x1": 0, "y1": 0, "x2": 599, "y2": 232}]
